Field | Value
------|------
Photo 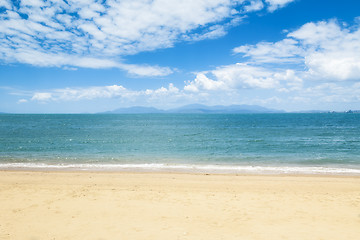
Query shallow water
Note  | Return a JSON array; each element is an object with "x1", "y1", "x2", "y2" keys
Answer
[{"x1": 1, "y1": 113, "x2": 360, "y2": 174}]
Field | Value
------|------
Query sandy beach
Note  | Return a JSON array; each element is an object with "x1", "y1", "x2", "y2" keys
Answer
[{"x1": 0, "y1": 171, "x2": 359, "y2": 240}]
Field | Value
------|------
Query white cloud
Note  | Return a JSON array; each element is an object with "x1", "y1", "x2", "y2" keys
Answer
[
  {"x1": 305, "y1": 50, "x2": 360, "y2": 81},
  {"x1": 184, "y1": 63, "x2": 302, "y2": 92},
  {"x1": 0, "y1": 0, "x2": 12, "y2": 9},
  {"x1": 117, "y1": 63, "x2": 173, "y2": 77},
  {"x1": 17, "y1": 99, "x2": 28, "y2": 103},
  {"x1": 30, "y1": 85, "x2": 130, "y2": 102},
  {"x1": 265, "y1": 0, "x2": 295, "y2": 12},
  {"x1": 299, "y1": 82, "x2": 360, "y2": 105},
  {"x1": 8, "y1": 11, "x2": 360, "y2": 112},
  {"x1": 288, "y1": 20, "x2": 345, "y2": 45},
  {"x1": 0, "y1": 0, "x2": 297, "y2": 76},
  {"x1": 180, "y1": 17, "x2": 360, "y2": 110},
  {"x1": 145, "y1": 83, "x2": 180, "y2": 96},
  {"x1": 290, "y1": 20, "x2": 360, "y2": 81},
  {"x1": 233, "y1": 38, "x2": 304, "y2": 63},
  {"x1": 243, "y1": 0, "x2": 264, "y2": 13},
  {"x1": 0, "y1": 48, "x2": 172, "y2": 76},
  {"x1": 241, "y1": 0, "x2": 296, "y2": 13},
  {"x1": 29, "y1": 84, "x2": 184, "y2": 103},
  {"x1": 0, "y1": 0, "x2": 255, "y2": 75},
  {"x1": 184, "y1": 73, "x2": 228, "y2": 92},
  {"x1": 184, "y1": 24, "x2": 228, "y2": 41},
  {"x1": 275, "y1": 70, "x2": 303, "y2": 92},
  {"x1": 233, "y1": 18, "x2": 360, "y2": 81},
  {"x1": 31, "y1": 92, "x2": 53, "y2": 101}
]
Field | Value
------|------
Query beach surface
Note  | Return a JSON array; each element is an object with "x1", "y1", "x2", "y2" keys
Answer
[{"x1": 0, "y1": 171, "x2": 359, "y2": 240}]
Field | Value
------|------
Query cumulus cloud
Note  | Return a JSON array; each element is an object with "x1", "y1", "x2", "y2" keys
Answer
[
  {"x1": 184, "y1": 63, "x2": 302, "y2": 93},
  {"x1": 290, "y1": 20, "x2": 360, "y2": 81},
  {"x1": 182, "y1": 17, "x2": 360, "y2": 109},
  {"x1": 233, "y1": 18, "x2": 360, "y2": 81},
  {"x1": 184, "y1": 72, "x2": 228, "y2": 92}
]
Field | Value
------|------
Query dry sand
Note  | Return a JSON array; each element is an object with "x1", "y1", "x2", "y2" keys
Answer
[{"x1": 0, "y1": 171, "x2": 359, "y2": 240}]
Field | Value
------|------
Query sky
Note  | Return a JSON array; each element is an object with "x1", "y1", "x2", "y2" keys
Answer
[{"x1": 0, "y1": 0, "x2": 360, "y2": 113}]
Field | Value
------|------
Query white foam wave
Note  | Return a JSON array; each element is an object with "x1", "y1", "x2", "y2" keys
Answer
[{"x1": 1, "y1": 162, "x2": 360, "y2": 175}]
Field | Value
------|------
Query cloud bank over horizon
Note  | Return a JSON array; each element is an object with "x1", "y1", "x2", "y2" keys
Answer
[{"x1": 14, "y1": 17, "x2": 359, "y2": 112}]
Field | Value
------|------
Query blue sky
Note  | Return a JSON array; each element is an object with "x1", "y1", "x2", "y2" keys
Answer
[{"x1": 0, "y1": 0, "x2": 360, "y2": 113}]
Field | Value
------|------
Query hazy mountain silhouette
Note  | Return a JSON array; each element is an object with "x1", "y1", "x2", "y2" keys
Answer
[{"x1": 102, "y1": 104, "x2": 284, "y2": 114}]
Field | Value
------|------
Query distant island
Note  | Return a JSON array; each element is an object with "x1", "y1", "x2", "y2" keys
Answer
[
  {"x1": 0, "y1": 106, "x2": 358, "y2": 114},
  {"x1": 101, "y1": 104, "x2": 285, "y2": 114},
  {"x1": 99, "y1": 105, "x2": 360, "y2": 114}
]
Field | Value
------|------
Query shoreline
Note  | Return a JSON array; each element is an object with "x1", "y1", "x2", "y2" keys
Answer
[
  {"x1": 1, "y1": 171, "x2": 360, "y2": 240},
  {"x1": 1, "y1": 162, "x2": 360, "y2": 176},
  {"x1": 2, "y1": 169, "x2": 360, "y2": 179}
]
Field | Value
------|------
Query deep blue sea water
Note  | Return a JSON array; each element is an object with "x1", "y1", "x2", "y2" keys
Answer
[{"x1": 1, "y1": 113, "x2": 360, "y2": 174}]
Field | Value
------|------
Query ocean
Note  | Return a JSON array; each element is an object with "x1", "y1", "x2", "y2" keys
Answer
[{"x1": 1, "y1": 113, "x2": 360, "y2": 175}]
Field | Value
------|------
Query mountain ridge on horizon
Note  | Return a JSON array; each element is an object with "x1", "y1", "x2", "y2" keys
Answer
[{"x1": 101, "y1": 104, "x2": 285, "y2": 114}]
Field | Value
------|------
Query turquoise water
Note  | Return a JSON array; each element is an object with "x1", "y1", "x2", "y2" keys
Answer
[{"x1": 1, "y1": 113, "x2": 360, "y2": 174}]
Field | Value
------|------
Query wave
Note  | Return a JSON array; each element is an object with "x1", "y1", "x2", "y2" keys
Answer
[{"x1": 1, "y1": 162, "x2": 360, "y2": 175}]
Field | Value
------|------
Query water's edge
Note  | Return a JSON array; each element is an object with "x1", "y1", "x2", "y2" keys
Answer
[{"x1": 1, "y1": 162, "x2": 360, "y2": 176}]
